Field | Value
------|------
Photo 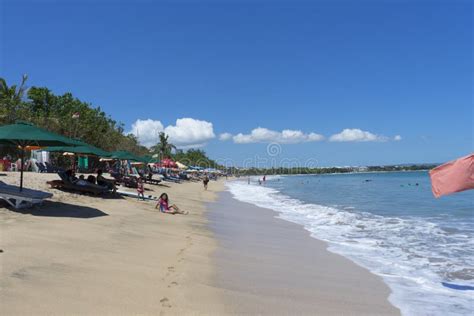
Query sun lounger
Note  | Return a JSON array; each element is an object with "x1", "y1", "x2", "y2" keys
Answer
[
  {"x1": 47, "y1": 172, "x2": 109, "y2": 195},
  {"x1": 140, "y1": 174, "x2": 162, "y2": 185},
  {"x1": 0, "y1": 181, "x2": 53, "y2": 209},
  {"x1": 44, "y1": 162, "x2": 60, "y2": 173},
  {"x1": 35, "y1": 162, "x2": 47, "y2": 173},
  {"x1": 161, "y1": 174, "x2": 181, "y2": 183},
  {"x1": 110, "y1": 173, "x2": 139, "y2": 188}
]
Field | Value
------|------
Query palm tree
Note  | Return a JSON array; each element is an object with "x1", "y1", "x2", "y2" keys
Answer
[
  {"x1": 151, "y1": 132, "x2": 176, "y2": 160},
  {"x1": 0, "y1": 74, "x2": 28, "y2": 123}
]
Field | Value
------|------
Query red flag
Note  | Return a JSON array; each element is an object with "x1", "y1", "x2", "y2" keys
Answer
[{"x1": 429, "y1": 154, "x2": 474, "y2": 198}]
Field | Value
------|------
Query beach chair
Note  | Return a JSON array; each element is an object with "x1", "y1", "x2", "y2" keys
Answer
[
  {"x1": 141, "y1": 173, "x2": 162, "y2": 185},
  {"x1": 110, "y1": 172, "x2": 139, "y2": 188},
  {"x1": 0, "y1": 181, "x2": 53, "y2": 209},
  {"x1": 35, "y1": 162, "x2": 47, "y2": 173},
  {"x1": 44, "y1": 162, "x2": 59, "y2": 173},
  {"x1": 161, "y1": 174, "x2": 181, "y2": 183},
  {"x1": 47, "y1": 172, "x2": 109, "y2": 195}
]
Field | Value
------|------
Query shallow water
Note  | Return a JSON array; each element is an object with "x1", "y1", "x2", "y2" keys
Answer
[{"x1": 227, "y1": 172, "x2": 474, "y2": 316}]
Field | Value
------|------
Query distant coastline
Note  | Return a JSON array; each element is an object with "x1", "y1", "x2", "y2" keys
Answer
[{"x1": 237, "y1": 164, "x2": 438, "y2": 176}]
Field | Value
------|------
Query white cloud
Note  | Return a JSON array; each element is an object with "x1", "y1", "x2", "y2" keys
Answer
[
  {"x1": 164, "y1": 118, "x2": 215, "y2": 147},
  {"x1": 129, "y1": 119, "x2": 164, "y2": 147},
  {"x1": 329, "y1": 128, "x2": 388, "y2": 142},
  {"x1": 129, "y1": 118, "x2": 215, "y2": 148},
  {"x1": 219, "y1": 132, "x2": 233, "y2": 141},
  {"x1": 394, "y1": 135, "x2": 402, "y2": 141},
  {"x1": 232, "y1": 127, "x2": 324, "y2": 144}
]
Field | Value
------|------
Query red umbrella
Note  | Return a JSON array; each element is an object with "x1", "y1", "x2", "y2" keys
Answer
[{"x1": 161, "y1": 159, "x2": 177, "y2": 168}]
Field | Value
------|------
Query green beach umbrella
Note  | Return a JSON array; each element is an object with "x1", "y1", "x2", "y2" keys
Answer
[
  {"x1": 0, "y1": 121, "x2": 79, "y2": 191},
  {"x1": 107, "y1": 150, "x2": 140, "y2": 161},
  {"x1": 45, "y1": 145, "x2": 110, "y2": 157}
]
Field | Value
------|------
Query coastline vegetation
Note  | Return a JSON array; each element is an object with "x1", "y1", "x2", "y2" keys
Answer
[
  {"x1": 0, "y1": 75, "x2": 219, "y2": 168},
  {"x1": 233, "y1": 164, "x2": 438, "y2": 176}
]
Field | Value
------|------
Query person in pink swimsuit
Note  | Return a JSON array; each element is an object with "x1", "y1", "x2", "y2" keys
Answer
[{"x1": 155, "y1": 193, "x2": 188, "y2": 215}]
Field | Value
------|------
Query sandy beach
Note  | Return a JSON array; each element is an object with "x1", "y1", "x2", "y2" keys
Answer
[
  {"x1": 0, "y1": 172, "x2": 225, "y2": 315},
  {"x1": 208, "y1": 190, "x2": 400, "y2": 315},
  {"x1": 1, "y1": 172, "x2": 398, "y2": 315}
]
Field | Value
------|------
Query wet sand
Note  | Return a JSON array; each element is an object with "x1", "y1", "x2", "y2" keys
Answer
[{"x1": 208, "y1": 191, "x2": 400, "y2": 315}]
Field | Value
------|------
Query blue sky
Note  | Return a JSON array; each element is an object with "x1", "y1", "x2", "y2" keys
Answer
[{"x1": 1, "y1": 0, "x2": 472, "y2": 167}]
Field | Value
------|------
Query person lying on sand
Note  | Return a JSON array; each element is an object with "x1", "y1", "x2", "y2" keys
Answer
[
  {"x1": 155, "y1": 193, "x2": 188, "y2": 215},
  {"x1": 97, "y1": 169, "x2": 117, "y2": 193}
]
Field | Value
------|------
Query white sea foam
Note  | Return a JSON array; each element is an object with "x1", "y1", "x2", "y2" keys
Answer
[{"x1": 226, "y1": 180, "x2": 474, "y2": 316}]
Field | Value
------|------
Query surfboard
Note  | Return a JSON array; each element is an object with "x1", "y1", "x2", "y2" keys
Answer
[
  {"x1": 117, "y1": 190, "x2": 157, "y2": 201},
  {"x1": 442, "y1": 282, "x2": 474, "y2": 291}
]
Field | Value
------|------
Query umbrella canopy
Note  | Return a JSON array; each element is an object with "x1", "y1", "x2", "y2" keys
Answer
[
  {"x1": 45, "y1": 145, "x2": 110, "y2": 157},
  {"x1": 0, "y1": 121, "x2": 79, "y2": 147},
  {"x1": 107, "y1": 150, "x2": 140, "y2": 161},
  {"x1": 0, "y1": 121, "x2": 79, "y2": 191},
  {"x1": 176, "y1": 161, "x2": 187, "y2": 169},
  {"x1": 161, "y1": 158, "x2": 177, "y2": 168}
]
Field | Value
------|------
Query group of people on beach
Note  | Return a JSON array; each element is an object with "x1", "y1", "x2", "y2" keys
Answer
[
  {"x1": 65, "y1": 167, "x2": 215, "y2": 216},
  {"x1": 135, "y1": 174, "x2": 211, "y2": 215},
  {"x1": 64, "y1": 169, "x2": 117, "y2": 193}
]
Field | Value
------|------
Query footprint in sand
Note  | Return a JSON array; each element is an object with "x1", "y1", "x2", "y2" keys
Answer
[
  {"x1": 168, "y1": 281, "x2": 178, "y2": 288},
  {"x1": 168, "y1": 266, "x2": 175, "y2": 272},
  {"x1": 160, "y1": 297, "x2": 172, "y2": 308}
]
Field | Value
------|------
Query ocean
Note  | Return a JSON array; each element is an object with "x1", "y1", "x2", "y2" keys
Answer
[{"x1": 226, "y1": 171, "x2": 473, "y2": 316}]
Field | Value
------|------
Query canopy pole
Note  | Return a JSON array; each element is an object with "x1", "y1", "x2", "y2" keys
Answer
[{"x1": 19, "y1": 146, "x2": 25, "y2": 192}]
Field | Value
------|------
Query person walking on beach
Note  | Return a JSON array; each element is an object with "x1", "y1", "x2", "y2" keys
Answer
[
  {"x1": 137, "y1": 177, "x2": 145, "y2": 200},
  {"x1": 156, "y1": 193, "x2": 188, "y2": 214},
  {"x1": 203, "y1": 175, "x2": 209, "y2": 190}
]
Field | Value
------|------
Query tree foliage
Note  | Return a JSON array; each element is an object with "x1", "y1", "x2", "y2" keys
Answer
[
  {"x1": 173, "y1": 149, "x2": 219, "y2": 168},
  {"x1": 0, "y1": 76, "x2": 222, "y2": 168},
  {"x1": 0, "y1": 76, "x2": 148, "y2": 155},
  {"x1": 150, "y1": 132, "x2": 176, "y2": 159}
]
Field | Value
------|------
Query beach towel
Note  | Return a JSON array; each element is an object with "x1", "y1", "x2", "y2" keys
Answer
[{"x1": 429, "y1": 154, "x2": 474, "y2": 198}]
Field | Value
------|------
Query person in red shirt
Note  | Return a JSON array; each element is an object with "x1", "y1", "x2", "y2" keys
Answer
[{"x1": 137, "y1": 178, "x2": 145, "y2": 200}]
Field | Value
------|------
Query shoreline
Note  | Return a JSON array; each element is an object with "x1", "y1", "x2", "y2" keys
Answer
[
  {"x1": 207, "y1": 188, "x2": 400, "y2": 315},
  {"x1": 2, "y1": 172, "x2": 399, "y2": 314}
]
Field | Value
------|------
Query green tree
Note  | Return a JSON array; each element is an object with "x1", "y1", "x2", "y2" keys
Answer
[
  {"x1": 151, "y1": 132, "x2": 176, "y2": 159},
  {"x1": 0, "y1": 74, "x2": 28, "y2": 124}
]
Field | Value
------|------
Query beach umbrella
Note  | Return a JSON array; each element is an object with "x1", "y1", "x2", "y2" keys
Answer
[
  {"x1": 45, "y1": 144, "x2": 111, "y2": 171},
  {"x1": 45, "y1": 145, "x2": 110, "y2": 157},
  {"x1": 176, "y1": 161, "x2": 188, "y2": 170},
  {"x1": 107, "y1": 150, "x2": 140, "y2": 161},
  {"x1": 161, "y1": 158, "x2": 177, "y2": 168},
  {"x1": 0, "y1": 121, "x2": 79, "y2": 191}
]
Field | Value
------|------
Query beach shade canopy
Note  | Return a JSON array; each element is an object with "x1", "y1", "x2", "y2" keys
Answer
[
  {"x1": 137, "y1": 155, "x2": 154, "y2": 164},
  {"x1": 0, "y1": 121, "x2": 79, "y2": 191},
  {"x1": 107, "y1": 150, "x2": 140, "y2": 161},
  {"x1": 0, "y1": 121, "x2": 79, "y2": 147},
  {"x1": 44, "y1": 145, "x2": 110, "y2": 157}
]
